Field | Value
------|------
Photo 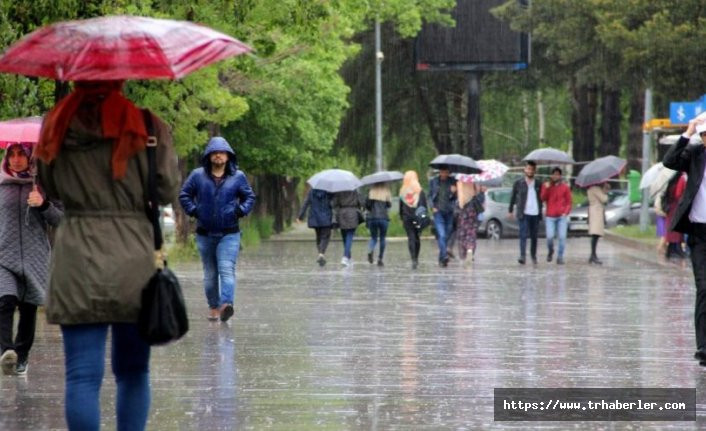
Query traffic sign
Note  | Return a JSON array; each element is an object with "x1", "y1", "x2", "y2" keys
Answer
[{"x1": 670, "y1": 94, "x2": 706, "y2": 125}]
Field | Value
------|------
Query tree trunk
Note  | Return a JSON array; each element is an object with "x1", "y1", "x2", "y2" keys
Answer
[
  {"x1": 522, "y1": 91, "x2": 530, "y2": 151},
  {"x1": 627, "y1": 86, "x2": 645, "y2": 171},
  {"x1": 537, "y1": 90, "x2": 546, "y2": 147},
  {"x1": 598, "y1": 87, "x2": 621, "y2": 157},
  {"x1": 570, "y1": 80, "x2": 598, "y2": 172},
  {"x1": 466, "y1": 72, "x2": 483, "y2": 159}
]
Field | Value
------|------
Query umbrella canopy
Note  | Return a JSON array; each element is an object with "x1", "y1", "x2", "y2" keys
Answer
[
  {"x1": 575, "y1": 155, "x2": 627, "y2": 188},
  {"x1": 0, "y1": 15, "x2": 251, "y2": 80},
  {"x1": 429, "y1": 154, "x2": 481, "y2": 174},
  {"x1": 0, "y1": 116, "x2": 42, "y2": 148},
  {"x1": 522, "y1": 148, "x2": 575, "y2": 164},
  {"x1": 639, "y1": 162, "x2": 675, "y2": 190},
  {"x1": 456, "y1": 159, "x2": 508, "y2": 186},
  {"x1": 649, "y1": 167, "x2": 678, "y2": 198},
  {"x1": 307, "y1": 169, "x2": 361, "y2": 193},
  {"x1": 360, "y1": 170, "x2": 404, "y2": 186}
]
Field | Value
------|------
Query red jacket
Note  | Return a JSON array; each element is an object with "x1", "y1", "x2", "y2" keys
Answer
[{"x1": 540, "y1": 181, "x2": 572, "y2": 217}]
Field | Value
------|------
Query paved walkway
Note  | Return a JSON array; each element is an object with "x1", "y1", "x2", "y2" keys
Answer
[{"x1": 0, "y1": 235, "x2": 702, "y2": 430}]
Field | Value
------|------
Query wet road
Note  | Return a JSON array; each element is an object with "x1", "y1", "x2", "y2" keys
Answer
[{"x1": 0, "y1": 236, "x2": 703, "y2": 430}]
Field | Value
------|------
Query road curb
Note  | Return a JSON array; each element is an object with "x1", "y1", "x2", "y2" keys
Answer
[{"x1": 603, "y1": 230, "x2": 658, "y2": 253}]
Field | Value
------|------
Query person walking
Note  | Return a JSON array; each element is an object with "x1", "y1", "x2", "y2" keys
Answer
[
  {"x1": 399, "y1": 171, "x2": 427, "y2": 269},
  {"x1": 540, "y1": 167, "x2": 572, "y2": 264},
  {"x1": 180, "y1": 137, "x2": 256, "y2": 323},
  {"x1": 662, "y1": 118, "x2": 706, "y2": 365},
  {"x1": 456, "y1": 180, "x2": 480, "y2": 263},
  {"x1": 35, "y1": 80, "x2": 180, "y2": 431},
  {"x1": 332, "y1": 190, "x2": 364, "y2": 266},
  {"x1": 0, "y1": 143, "x2": 63, "y2": 376},
  {"x1": 508, "y1": 160, "x2": 542, "y2": 264},
  {"x1": 662, "y1": 172, "x2": 687, "y2": 259},
  {"x1": 587, "y1": 182, "x2": 610, "y2": 264},
  {"x1": 429, "y1": 166, "x2": 456, "y2": 267},
  {"x1": 365, "y1": 184, "x2": 392, "y2": 266},
  {"x1": 297, "y1": 188, "x2": 333, "y2": 266}
]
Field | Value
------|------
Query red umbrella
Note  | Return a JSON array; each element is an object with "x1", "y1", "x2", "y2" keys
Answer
[
  {"x1": 0, "y1": 15, "x2": 251, "y2": 81},
  {"x1": 0, "y1": 116, "x2": 42, "y2": 148}
]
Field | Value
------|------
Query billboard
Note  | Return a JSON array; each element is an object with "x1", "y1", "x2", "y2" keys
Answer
[{"x1": 415, "y1": 0, "x2": 530, "y2": 71}]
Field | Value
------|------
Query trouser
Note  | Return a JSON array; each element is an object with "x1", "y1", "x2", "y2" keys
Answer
[
  {"x1": 367, "y1": 219, "x2": 389, "y2": 259},
  {"x1": 519, "y1": 215, "x2": 540, "y2": 259},
  {"x1": 545, "y1": 215, "x2": 568, "y2": 258},
  {"x1": 62, "y1": 323, "x2": 150, "y2": 431},
  {"x1": 341, "y1": 229, "x2": 355, "y2": 259},
  {"x1": 403, "y1": 220, "x2": 421, "y2": 261},
  {"x1": 433, "y1": 210, "x2": 454, "y2": 262},
  {"x1": 314, "y1": 227, "x2": 331, "y2": 254},
  {"x1": 196, "y1": 232, "x2": 241, "y2": 309},
  {"x1": 0, "y1": 295, "x2": 37, "y2": 363},
  {"x1": 590, "y1": 234, "x2": 600, "y2": 257},
  {"x1": 688, "y1": 225, "x2": 706, "y2": 350}
]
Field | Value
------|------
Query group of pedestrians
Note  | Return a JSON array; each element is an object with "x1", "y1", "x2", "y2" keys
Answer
[{"x1": 0, "y1": 81, "x2": 256, "y2": 430}]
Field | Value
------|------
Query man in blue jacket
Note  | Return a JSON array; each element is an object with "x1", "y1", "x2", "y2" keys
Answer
[{"x1": 179, "y1": 137, "x2": 256, "y2": 322}]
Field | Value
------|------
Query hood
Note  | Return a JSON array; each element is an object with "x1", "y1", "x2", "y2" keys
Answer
[
  {"x1": 201, "y1": 136, "x2": 238, "y2": 174},
  {"x1": 0, "y1": 143, "x2": 33, "y2": 185}
]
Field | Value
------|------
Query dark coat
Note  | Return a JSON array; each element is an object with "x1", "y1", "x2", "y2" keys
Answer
[
  {"x1": 662, "y1": 135, "x2": 706, "y2": 233},
  {"x1": 179, "y1": 137, "x2": 256, "y2": 235},
  {"x1": 399, "y1": 192, "x2": 428, "y2": 221},
  {"x1": 428, "y1": 176, "x2": 456, "y2": 212},
  {"x1": 365, "y1": 198, "x2": 390, "y2": 220},
  {"x1": 332, "y1": 190, "x2": 363, "y2": 230},
  {"x1": 508, "y1": 178, "x2": 543, "y2": 220},
  {"x1": 298, "y1": 189, "x2": 333, "y2": 228}
]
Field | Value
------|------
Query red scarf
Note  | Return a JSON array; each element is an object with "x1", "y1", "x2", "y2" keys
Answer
[{"x1": 35, "y1": 81, "x2": 148, "y2": 179}]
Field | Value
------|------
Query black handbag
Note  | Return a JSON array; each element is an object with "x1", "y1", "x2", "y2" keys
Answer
[
  {"x1": 137, "y1": 110, "x2": 189, "y2": 345},
  {"x1": 412, "y1": 205, "x2": 431, "y2": 230}
]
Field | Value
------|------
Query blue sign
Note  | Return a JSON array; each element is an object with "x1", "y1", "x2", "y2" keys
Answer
[{"x1": 670, "y1": 94, "x2": 706, "y2": 124}]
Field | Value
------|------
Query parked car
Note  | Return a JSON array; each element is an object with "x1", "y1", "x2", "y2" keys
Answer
[
  {"x1": 477, "y1": 187, "x2": 546, "y2": 240},
  {"x1": 568, "y1": 190, "x2": 656, "y2": 233}
]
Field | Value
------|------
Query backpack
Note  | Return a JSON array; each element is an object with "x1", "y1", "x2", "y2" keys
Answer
[{"x1": 412, "y1": 205, "x2": 431, "y2": 230}]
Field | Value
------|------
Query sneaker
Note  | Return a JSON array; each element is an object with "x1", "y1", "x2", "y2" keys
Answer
[
  {"x1": 377, "y1": 259, "x2": 384, "y2": 267},
  {"x1": 367, "y1": 252, "x2": 374, "y2": 264},
  {"x1": 207, "y1": 308, "x2": 219, "y2": 321},
  {"x1": 340, "y1": 257, "x2": 350, "y2": 266},
  {"x1": 317, "y1": 254, "x2": 326, "y2": 267},
  {"x1": 220, "y1": 304, "x2": 234, "y2": 322},
  {"x1": 1, "y1": 349, "x2": 17, "y2": 376},
  {"x1": 15, "y1": 361, "x2": 27, "y2": 375},
  {"x1": 518, "y1": 257, "x2": 526, "y2": 265},
  {"x1": 547, "y1": 249, "x2": 554, "y2": 262},
  {"x1": 556, "y1": 257, "x2": 565, "y2": 265}
]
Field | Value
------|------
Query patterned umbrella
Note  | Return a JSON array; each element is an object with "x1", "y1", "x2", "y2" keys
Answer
[
  {"x1": 307, "y1": 169, "x2": 361, "y2": 193},
  {"x1": 456, "y1": 159, "x2": 508, "y2": 185},
  {"x1": 0, "y1": 116, "x2": 42, "y2": 148},
  {"x1": 0, "y1": 15, "x2": 251, "y2": 80}
]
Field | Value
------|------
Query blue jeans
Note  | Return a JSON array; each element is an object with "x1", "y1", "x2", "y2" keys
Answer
[
  {"x1": 433, "y1": 210, "x2": 454, "y2": 261},
  {"x1": 367, "y1": 219, "x2": 389, "y2": 259},
  {"x1": 62, "y1": 323, "x2": 150, "y2": 431},
  {"x1": 545, "y1": 215, "x2": 568, "y2": 258},
  {"x1": 341, "y1": 229, "x2": 355, "y2": 259},
  {"x1": 196, "y1": 233, "x2": 241, "y2": 309},
  {"x1": 518, "y1": 215, "x2": 540, "y2": 259}
]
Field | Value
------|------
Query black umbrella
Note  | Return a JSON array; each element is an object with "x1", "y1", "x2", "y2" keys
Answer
[
  {"x1": 575, "y1": 156, "x2": 626, "y2": 188},
  {"x1": 523, "y1": 148, "x2": 575, "y2": 164},
  {"x1": 429, "y1": 154, "x2": 481, "y2": 174},
  {"x1": 360, "y1": 171, "x2": 404, "y2": 186}
]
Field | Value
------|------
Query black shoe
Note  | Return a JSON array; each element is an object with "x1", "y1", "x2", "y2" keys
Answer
[
  {"x1": 367, "y1": 252, "x2": 374, "y2": 264},
  {"x1": 531, "y1": 256, "x2": 538, "y2": 265},
  {"x1": 15, "y1": 361, "x2": 27, "y2": 375},
  {"x1": 695, "y1": 349, "x2": 706, "y2": 361},
  {"x1": 518, "y1": 257, "x2": 526, "y2": 265},
  {"x1": 588, "y1": 256, "x2": 603, "y2": 265},
  {"x1": 547, "y1": 249, "x2": 554, "y2": 262},
  {"x1": 377, "y1": 259, "x2": 384, "y2": 267},
  {"x1": 556, "y1": 257, "x2": 565, "y2": 265},
  {"x1": 317, "y1": 254, "x2": 326, "y2": 267},
  {"x1": 412, "y1": 260, "x2": 418, "y2": 270},
  {"x1": 220, "y1": 304, "x2": 234, "y2": 322},
  {"x1": 700, "y1": 359, "x2": 706, "y2": 367},
  {"x1": 439, "y1": 258, "x2": 448, "y2": 268}
]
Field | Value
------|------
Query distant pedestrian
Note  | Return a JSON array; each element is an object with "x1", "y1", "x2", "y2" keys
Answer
[
  {"x1": 541, "y1": 167, "x2": 572, "y2": 264},
  {"x1": 456, "y1": 180, "x2": 480, "y2": 262},
  {"x1": 180, "y1": 137, "x2": 256, "y2": 322},
  {"x1": 587, "y1": 182, "x2": 610, "y2": 264},
  {"x1": 0, "y1": 143, "x2": 63, "y2": 376},
  {"x1": 509, "y1": 160, "x2": 542, "y2": 264},
  {"x1": 297, "y1": 188, "x2": 333, "y2": 266},
  {"x1": 36, "y1": 80, "x2": 180, "y2": 431},
  {"x1": 332, "y1": 190, "x2": 364, "y2": 266},
  {"x1": 429, "y1": 166, "x2": 456, "y2": 267},
  {"x1": 654, "y1": 193, "x2": 668, "y2": 254},
  {"x1": 662, "y1": 118, "x2": 706, "y2": 366},
  {"x1": 662, "y1": 172, "x2": 687, "y2": 259},
  {"x1": 399, "y1": 171, "x2": 427, "y2": 269},
  {"x1": 365, "y1": 184, "x2": 391, "y2": 267}
]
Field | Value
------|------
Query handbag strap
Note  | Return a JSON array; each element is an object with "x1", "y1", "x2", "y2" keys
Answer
[{"x1": 141, "y1": 109, "x2": 163, "y2": 251}]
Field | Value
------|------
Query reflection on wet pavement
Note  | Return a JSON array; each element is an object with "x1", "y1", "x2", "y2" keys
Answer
[{"x1": 0, "y1": 237, "x2": 702, "y2": 430}]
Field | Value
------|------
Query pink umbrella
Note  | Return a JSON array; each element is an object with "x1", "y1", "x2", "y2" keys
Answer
[
  {"x1": 0, "y1": 15, "x2": 251, "y2": 81},
  {"x1": 456, "y1": 159, "x2": 508, "y2": 186},
  {"x1": 0, "y1": 116, "x2": 42, "y2": 148}
]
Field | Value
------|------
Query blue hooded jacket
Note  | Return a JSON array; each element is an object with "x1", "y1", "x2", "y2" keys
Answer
[{"x1": 179, "y1": 137, "x2": 256, "y2": 234}]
